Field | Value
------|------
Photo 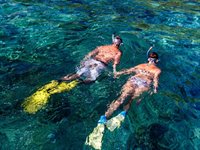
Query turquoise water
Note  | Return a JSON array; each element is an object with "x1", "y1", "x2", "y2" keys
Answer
[{"x1": 0, "y1": 0, "x2": 200, "y2": 149}]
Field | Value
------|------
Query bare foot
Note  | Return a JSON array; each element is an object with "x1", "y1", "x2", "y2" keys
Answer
[
  {"x1": 61, "y1": 75, "x2": 71, "y2": 81},
  {"x1": 61, "y1": 74, "x2": 79, "y2": 81}
]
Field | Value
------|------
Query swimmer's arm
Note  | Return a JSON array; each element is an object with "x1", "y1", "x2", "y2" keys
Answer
[
  {"x1": 84, "y1": 47, "x2": 99, "y2": 60},
  {"x1": 153, "y1": 70, "x2": 161, "y2": 93},
  {"x1": 113, "y1": 52, "x2": 122, "y2": 74},
  {"x1": 115, "y1": 67, "x2": 136, "y2": 77}
]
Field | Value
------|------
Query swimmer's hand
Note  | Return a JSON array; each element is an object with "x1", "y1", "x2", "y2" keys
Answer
[
  {"x1": 154, "y1": 88, "x2": 157, "y2": 93},
  {"x1": 114, "y1": 72, "x2": 118, "y2": 78},
  {"x1": 114, "y1": 72, "x2": 122, "y2": 78}
]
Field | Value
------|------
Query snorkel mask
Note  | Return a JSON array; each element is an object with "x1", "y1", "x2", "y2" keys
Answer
[
  {"x1": 112, "y1": 34, "x2": 123, "y2": 46},
  {"x1": 146, "y1": 46, "x2": 159, "y2": 63}
]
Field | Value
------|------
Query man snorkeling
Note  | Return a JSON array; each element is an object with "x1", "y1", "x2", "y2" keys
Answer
[
  {"x1": 22, "y1": 34, "x2": 123, "y2": 114},
  {"x1": 98, "y1": 49, "x2": 161, "y2": 125},
  {"x1": 61, "y1": 35, "x2": 123, "y2": 82}
]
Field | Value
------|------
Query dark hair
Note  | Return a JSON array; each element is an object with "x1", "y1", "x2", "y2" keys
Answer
[{"x1": 148, "y1": 52, "x2": 159, "y2": 60}]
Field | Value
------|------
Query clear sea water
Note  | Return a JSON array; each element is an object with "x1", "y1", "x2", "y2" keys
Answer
[{"x1": 0, "y1": 0, "x2": 200, "y2": 149}]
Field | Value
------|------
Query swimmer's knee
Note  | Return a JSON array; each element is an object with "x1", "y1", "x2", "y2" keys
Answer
[{"x1": 115, "y1": 99, "x2": 124, "y2": 105}]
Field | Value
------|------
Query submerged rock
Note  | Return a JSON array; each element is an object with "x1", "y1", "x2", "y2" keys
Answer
[{"x1": 149, "y1": 123, "x2": 168, "y2": 140}]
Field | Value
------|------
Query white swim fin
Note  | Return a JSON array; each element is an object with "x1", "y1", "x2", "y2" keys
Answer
[
  {"x1": 106, "y1": 113, "x2": 125, "y2": 132},
  {"x1": 85, "y1": 124, "x2": 105, "y2": 150}
]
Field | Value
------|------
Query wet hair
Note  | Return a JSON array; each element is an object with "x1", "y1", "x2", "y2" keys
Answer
[
  {"x1": 113, "y1": 36, "x2": 123, "y2": 46},
  {"x1": 148, "y1": 52, "x2": 159, "y2": 60}
]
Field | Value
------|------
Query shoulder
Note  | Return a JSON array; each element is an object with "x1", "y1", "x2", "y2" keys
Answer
[
  {"x1": 117, "y1": 50, "x2": 122, "y2": 55},
  {"x1": 154, "y1": 67, "x2": 161, "y2": 75},
  {"x1": 137, "y1": 63, "x2": 146, "y2": 68},
  {"x1": 131, "y1": 64, "x2": 144, "y2": 70},
  {"x1": 96, "y1": 45, "x2": 103, "y2": 49},
  {"x1": 157, "y1": 68, "x2": 161, "y2": 74},
  {"x1": 97, "y1": 45, "x2": 111, "y2": 50}
]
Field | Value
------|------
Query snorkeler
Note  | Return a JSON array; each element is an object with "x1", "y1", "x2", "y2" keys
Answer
[
  {"x1": 22, "y1": 35, "x2": 123, "y2": 114},
  {"x1": 85, "y1": 49, "x2": 161, "y2": 148},
  {"x1": 61, "y1": 35, "x2": 123, "y2": 82},
  {"x1": 98, "y1": 49, "x2": 161, "y2": 125}
]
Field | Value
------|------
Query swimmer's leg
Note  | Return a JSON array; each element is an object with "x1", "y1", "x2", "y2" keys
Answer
[
  {"x1": 105, "y1": 95, "x2": 127, "y2": 118},
  {"x1": 105, "y1": 89, "x2": 144, "y2": 131},
  {"x1": 123, "y1": 95, "x2": 136, "y2": 111},
  {"x1": 61, "y1": 73, "x2": 80, "y2": 81},
  {"x1": 61, "y1": 72, "x2": 96, "y2": 84},
  {"x1": 82, "y1": 79, "x2": 95, "y2": 84},
  {"x1": 106, "y1": 97, "x2": 134, "y2": 131},
  {"x1": 98, "y1": 91, "x2": 131, "y2": 124},
  {"x1": 105, "y1": 86, "x2": 133, "y2": 118},
  {"x1": 123, "y1": 87, "x2": 149, "y2": 110}
]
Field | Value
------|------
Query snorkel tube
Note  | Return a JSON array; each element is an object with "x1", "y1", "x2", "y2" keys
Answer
[
  {"x1": 112, "y1": 34, "x2": 115, "y2": 42},
  {"x1": 147, "y1": 45, "x2": 160, "y2": 63},
  {"x1": 146, "y1": 45, "x2": 154, "y2": 59},
  {"x1": 112, "y1": 34, "x2": 123, "y2": 46}
]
